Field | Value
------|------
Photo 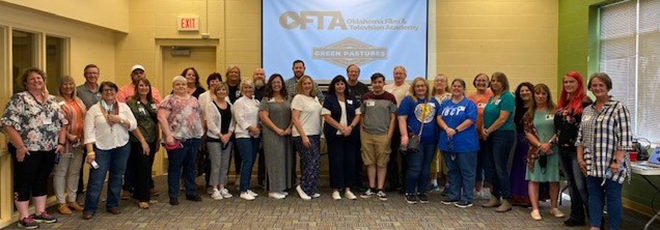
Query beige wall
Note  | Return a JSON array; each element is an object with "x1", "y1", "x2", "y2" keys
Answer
[
  {"x1": 0, "y1": 3, "x2": 118, "y2": 227},
  {"x1": 1, "y1": 0, "x2": 129, "y2": 32},
  {"x1": 435, "y1": 0, "x2": 559, "y2": 96}
]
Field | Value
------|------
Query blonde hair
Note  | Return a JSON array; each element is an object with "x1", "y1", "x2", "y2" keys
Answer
[
  {"x1": 408, "y1": 77, "x2": 431, "y2": 102},
  {"x1": 58, "y1": 75, "x2": 77, "y2": 98},
  {"x1": 432, "y1": 74, "x2": 450, "y2": 95},
  {"x1": 172, "y1": 75, "x2": 186, "y2": 84},
  {"x1": 295, "y1": 75, "x2": 317, "y2": 97},
  {"x1": 212, "y1": 82, "x2": 228, "y2": 96}
]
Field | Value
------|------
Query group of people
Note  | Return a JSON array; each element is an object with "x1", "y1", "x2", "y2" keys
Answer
[{"x1": 2, "y1": 59, "x2": 633, "y2": 230}]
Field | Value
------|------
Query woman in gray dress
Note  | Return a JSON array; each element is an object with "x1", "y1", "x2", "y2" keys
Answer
[{"x1": 259, "y1": 74, "x2": 293, "y2": 199}]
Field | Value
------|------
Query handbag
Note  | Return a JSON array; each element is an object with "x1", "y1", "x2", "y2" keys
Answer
[{"x1": 164, "y1": 141, "x2": 182, "y2": 151}]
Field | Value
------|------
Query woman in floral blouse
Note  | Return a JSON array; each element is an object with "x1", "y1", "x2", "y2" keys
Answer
[
  {"x1": 2, "y1": 68, "x2": 66, "y2": 229},
  {"x1": 158, "y1": 75, "x2": 205, "y2": 205}
]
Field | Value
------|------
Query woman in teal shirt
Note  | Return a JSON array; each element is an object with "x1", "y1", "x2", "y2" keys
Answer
[{"x1": 481, "y1": 72, "x2": 516, "y2": 212}]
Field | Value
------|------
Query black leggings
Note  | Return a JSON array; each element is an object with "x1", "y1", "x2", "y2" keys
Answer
[
  {"x1": 10, "y1": 144, "x2": 56, "y2": 202},
  {"x1": 128, "y1": 141, "x2": 158, "y2": 202}
]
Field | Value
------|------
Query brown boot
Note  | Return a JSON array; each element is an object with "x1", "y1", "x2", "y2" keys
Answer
[
  {"x1": 67, "y1": 202, "x2": 84, "y2": 211},
  {"x1": 496, "y1": 199, "x2": 513, "y2": 212},
  {"x1": 58, "y1": 204, "x2": 72, "y2": 215},
  {"x1": 482, "y1": 196, "x2": 500, "y2": 208},
  {"x1": 150, "y1": 188, "x2": 159, "y2": 197}
]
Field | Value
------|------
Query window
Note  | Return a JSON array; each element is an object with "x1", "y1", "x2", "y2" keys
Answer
[
  {"x1": 600, "y1": 0, "x2": 660, "y2": 143},
  {"x1": 46, "y1": 36, "x2": 67, "y2": 93},
  {"x1": 12, "y1": 30, "x2": 38, "y2": 94}
]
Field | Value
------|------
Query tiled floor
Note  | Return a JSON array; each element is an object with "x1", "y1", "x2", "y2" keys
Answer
[{"x1": 4, "y1": 176, "x2": 659, "y2": 229}]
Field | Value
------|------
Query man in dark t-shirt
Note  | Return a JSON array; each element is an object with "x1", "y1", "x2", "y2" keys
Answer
[{"x1": 346, "y1": 64, "x2": 369, "y2": 102}]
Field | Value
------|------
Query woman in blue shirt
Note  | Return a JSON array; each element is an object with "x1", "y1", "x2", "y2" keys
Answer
[
  {"x1": 437, "y1": 79, "x2": 479, "y2": 208},
  {"x1": 398, "y1": 77, "x2": 440, "y2": 204},
  {"x1": 322, "y1": 75, "x2": 361, "y2": 200},
  {"x1": 482, "y1": 72, "x2": 516, "y2": 212}
]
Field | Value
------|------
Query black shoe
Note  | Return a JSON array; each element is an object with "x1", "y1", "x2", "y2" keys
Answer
[
  {"x1": 441, "y1": 197, "x2": 458, "y2": 205},
  {"x1": 31, "y1": 211, "x2": 57, "y2": 223},
  {"x1": 186, "y1": 195, "x2": 202, "y2": 202},
  {"x1": 169, "y1": 197, "x2": 179, "y2": 205},
  {"x1": 563, "y1": 218, "x2": 585, "y2": 227},
  {"x1": 376, "y1": 190, "x2": 388, "y2": 201},
  {"x1": 18, "y1": 216, "x2": 39, "y2": 229},
  {"x1": 454, "y1": 201, "x2": 473, "y2": 208},
  {"x1": 417, "y1": 193, "x2": 429, "y2": 204},
  {"x1": 405, "y1": 194, "x2": 417, "y2": 204}
]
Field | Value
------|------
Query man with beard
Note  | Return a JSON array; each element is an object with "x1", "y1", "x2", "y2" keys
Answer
[
  {"x1": 253, "y1": 68, "x2": 266, "y2": 101},
  {"x1": 285, "y1": 60, "x2": 324, "y2": 102},
  {"x1": 252, "y1": 68, "x2": 267, "y2": 189}
]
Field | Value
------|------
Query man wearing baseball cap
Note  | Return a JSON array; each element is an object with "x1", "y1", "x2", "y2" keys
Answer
[{"x1": 116, "y1": 64, "x2": 163, "y2": 103}]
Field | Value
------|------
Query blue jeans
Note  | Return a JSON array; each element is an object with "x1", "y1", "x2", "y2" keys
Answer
[
  {"x1": 405, "y1": 144, "x2": 436, "y2": 194},
  {"x1": 167, "y1": 138, "x2": 201, "y2": 198},
  {"x1": 559, "y1": 148, "x2": 589, "y2": 222},
  {"x1": 445, "y1": 151, "x2": 478, "y2": 202},
  {"x1": 484, "y1": 130, "x2": 514, "y2": 200},
  {"x1": 586, "y1": 176, "x2": 623, "y2": 230},
  {"x1": 84, "y1": 143, "x2": 130, "y2": 213},
  {"x1": 476, "y1": 140, "x2": 488, "y2": 185},
  {"x1": 237, "y1": 137, "x2": 260, "y2": 192}
]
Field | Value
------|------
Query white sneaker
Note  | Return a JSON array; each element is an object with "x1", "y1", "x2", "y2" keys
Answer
[
  {"x1": 211, "y1": 189, "x2": 223, "y2": 200},
  {"x1": 247, "y1": 190, "x2": 258, "y2": 197},
  {"x1": 269, "y1": 192, "x2": 286, "y2": 199},
  {"x1": 313, "y1": 193, "x2": 321, "y2": 198},
  {"x1": 282, "y1": 191, "x2": 289, "y2": 196},
  {"x1": 332, "y1": 191, "x2": 342, "y2": 200},
  {"x1": 220, "y1": 188, "x2": 233, "y2": 198},
  {"x1": 240, "y1": 192, "x2": 255, "y2": 201},
  {"x1": 296, "y1": 185, "x2": 311, "y2": 200},
  {"x1": 345, "y1": 190, "x2": 357, "y2": 200}
]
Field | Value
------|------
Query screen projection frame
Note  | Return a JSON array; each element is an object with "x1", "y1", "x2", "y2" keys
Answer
[{"x1": 261, "y1": 0, "x2": 429, "y2": 83}]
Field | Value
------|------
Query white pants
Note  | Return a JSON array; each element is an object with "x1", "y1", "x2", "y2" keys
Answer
[{"x1": 53, "y1": 147, "x2": 84, "y2": 203}]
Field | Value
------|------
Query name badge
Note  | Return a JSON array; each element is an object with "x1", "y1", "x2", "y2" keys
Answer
[
  {"x1": 151, "y1": 104, "x2": 157, "y2": 110},
  {"x1": 57, "y1": 101, "x2": 65, "y2": 107},
  {"x1": 477, "y1": 103, "x2": 486, "y2": 108},
  {"x1": 494, "y1": 99, "x2": 501, "y2": 105},
  {"x1": 138, "y1": 107, "x2": 146, "y2": 114},
  {"x1": 347, "y1": 99, "x2": 354, "y2": 105},
  {"x1": 235, "y1": 91, "x2": 241, "y2": 97},
  {"x1": 366, "y1": 100, "x2": 375, "y2": 107},
  {"x1": 583, "y1": 115, "x2": 591, "y2": 121},
  {"x1": 42, "y1": 115, "x2": 52, "y2": 125},
  {"x1": 545, "y1": 115, "x2": 554, "y2": 120}
]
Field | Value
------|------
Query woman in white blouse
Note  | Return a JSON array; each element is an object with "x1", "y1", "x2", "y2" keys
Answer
[
  {"x1": 291, "y1": 75, "x2": 323, "y2": 200},
  {"x1": 82, "y1": 81, "x2": 145, "y2": 220},
  {"x1": 232, "y1": 80, "x2": 261, "y2": 200},
  {"x1": 205, "y1": 82, "x2": 235, "y2": 200}
]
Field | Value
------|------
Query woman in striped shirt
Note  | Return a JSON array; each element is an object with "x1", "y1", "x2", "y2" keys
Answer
[{"x1": 576, "y1": 73, "x2": 634, "y2": 230}]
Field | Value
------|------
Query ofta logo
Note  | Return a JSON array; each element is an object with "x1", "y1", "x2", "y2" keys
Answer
[{"x1": 279, "y1": 11, "x2": 347, "y2": 30}]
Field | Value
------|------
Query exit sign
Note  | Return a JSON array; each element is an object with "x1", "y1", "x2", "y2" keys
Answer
[{"x1": 177, "y1": 16, "x2": 199, "y2": 31}]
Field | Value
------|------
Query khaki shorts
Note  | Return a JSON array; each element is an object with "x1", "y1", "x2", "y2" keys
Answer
[
  {"x1": 430, "y1": 149, "x2": 449, "y2": 175},
  {"x1": 360, "y1": 130, "x2": 390, "y2": 167}
]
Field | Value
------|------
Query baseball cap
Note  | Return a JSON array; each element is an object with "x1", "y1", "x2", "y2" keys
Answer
[{"x1": 131, "y1": 64, "x2": 145, "y2": 73}]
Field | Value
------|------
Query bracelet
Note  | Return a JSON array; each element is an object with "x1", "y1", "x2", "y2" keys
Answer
[
  {"x1": 87, "y1": 151, "x2": 95, "y2": 156},
  {"x1": 59, "y1": 142, "x2": 66, "y2": 145}
]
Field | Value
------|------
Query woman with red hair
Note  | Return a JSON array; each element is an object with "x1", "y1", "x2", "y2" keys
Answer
[{"x1": 553, "y1": 71, "x2": 592, "y2": 226}]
